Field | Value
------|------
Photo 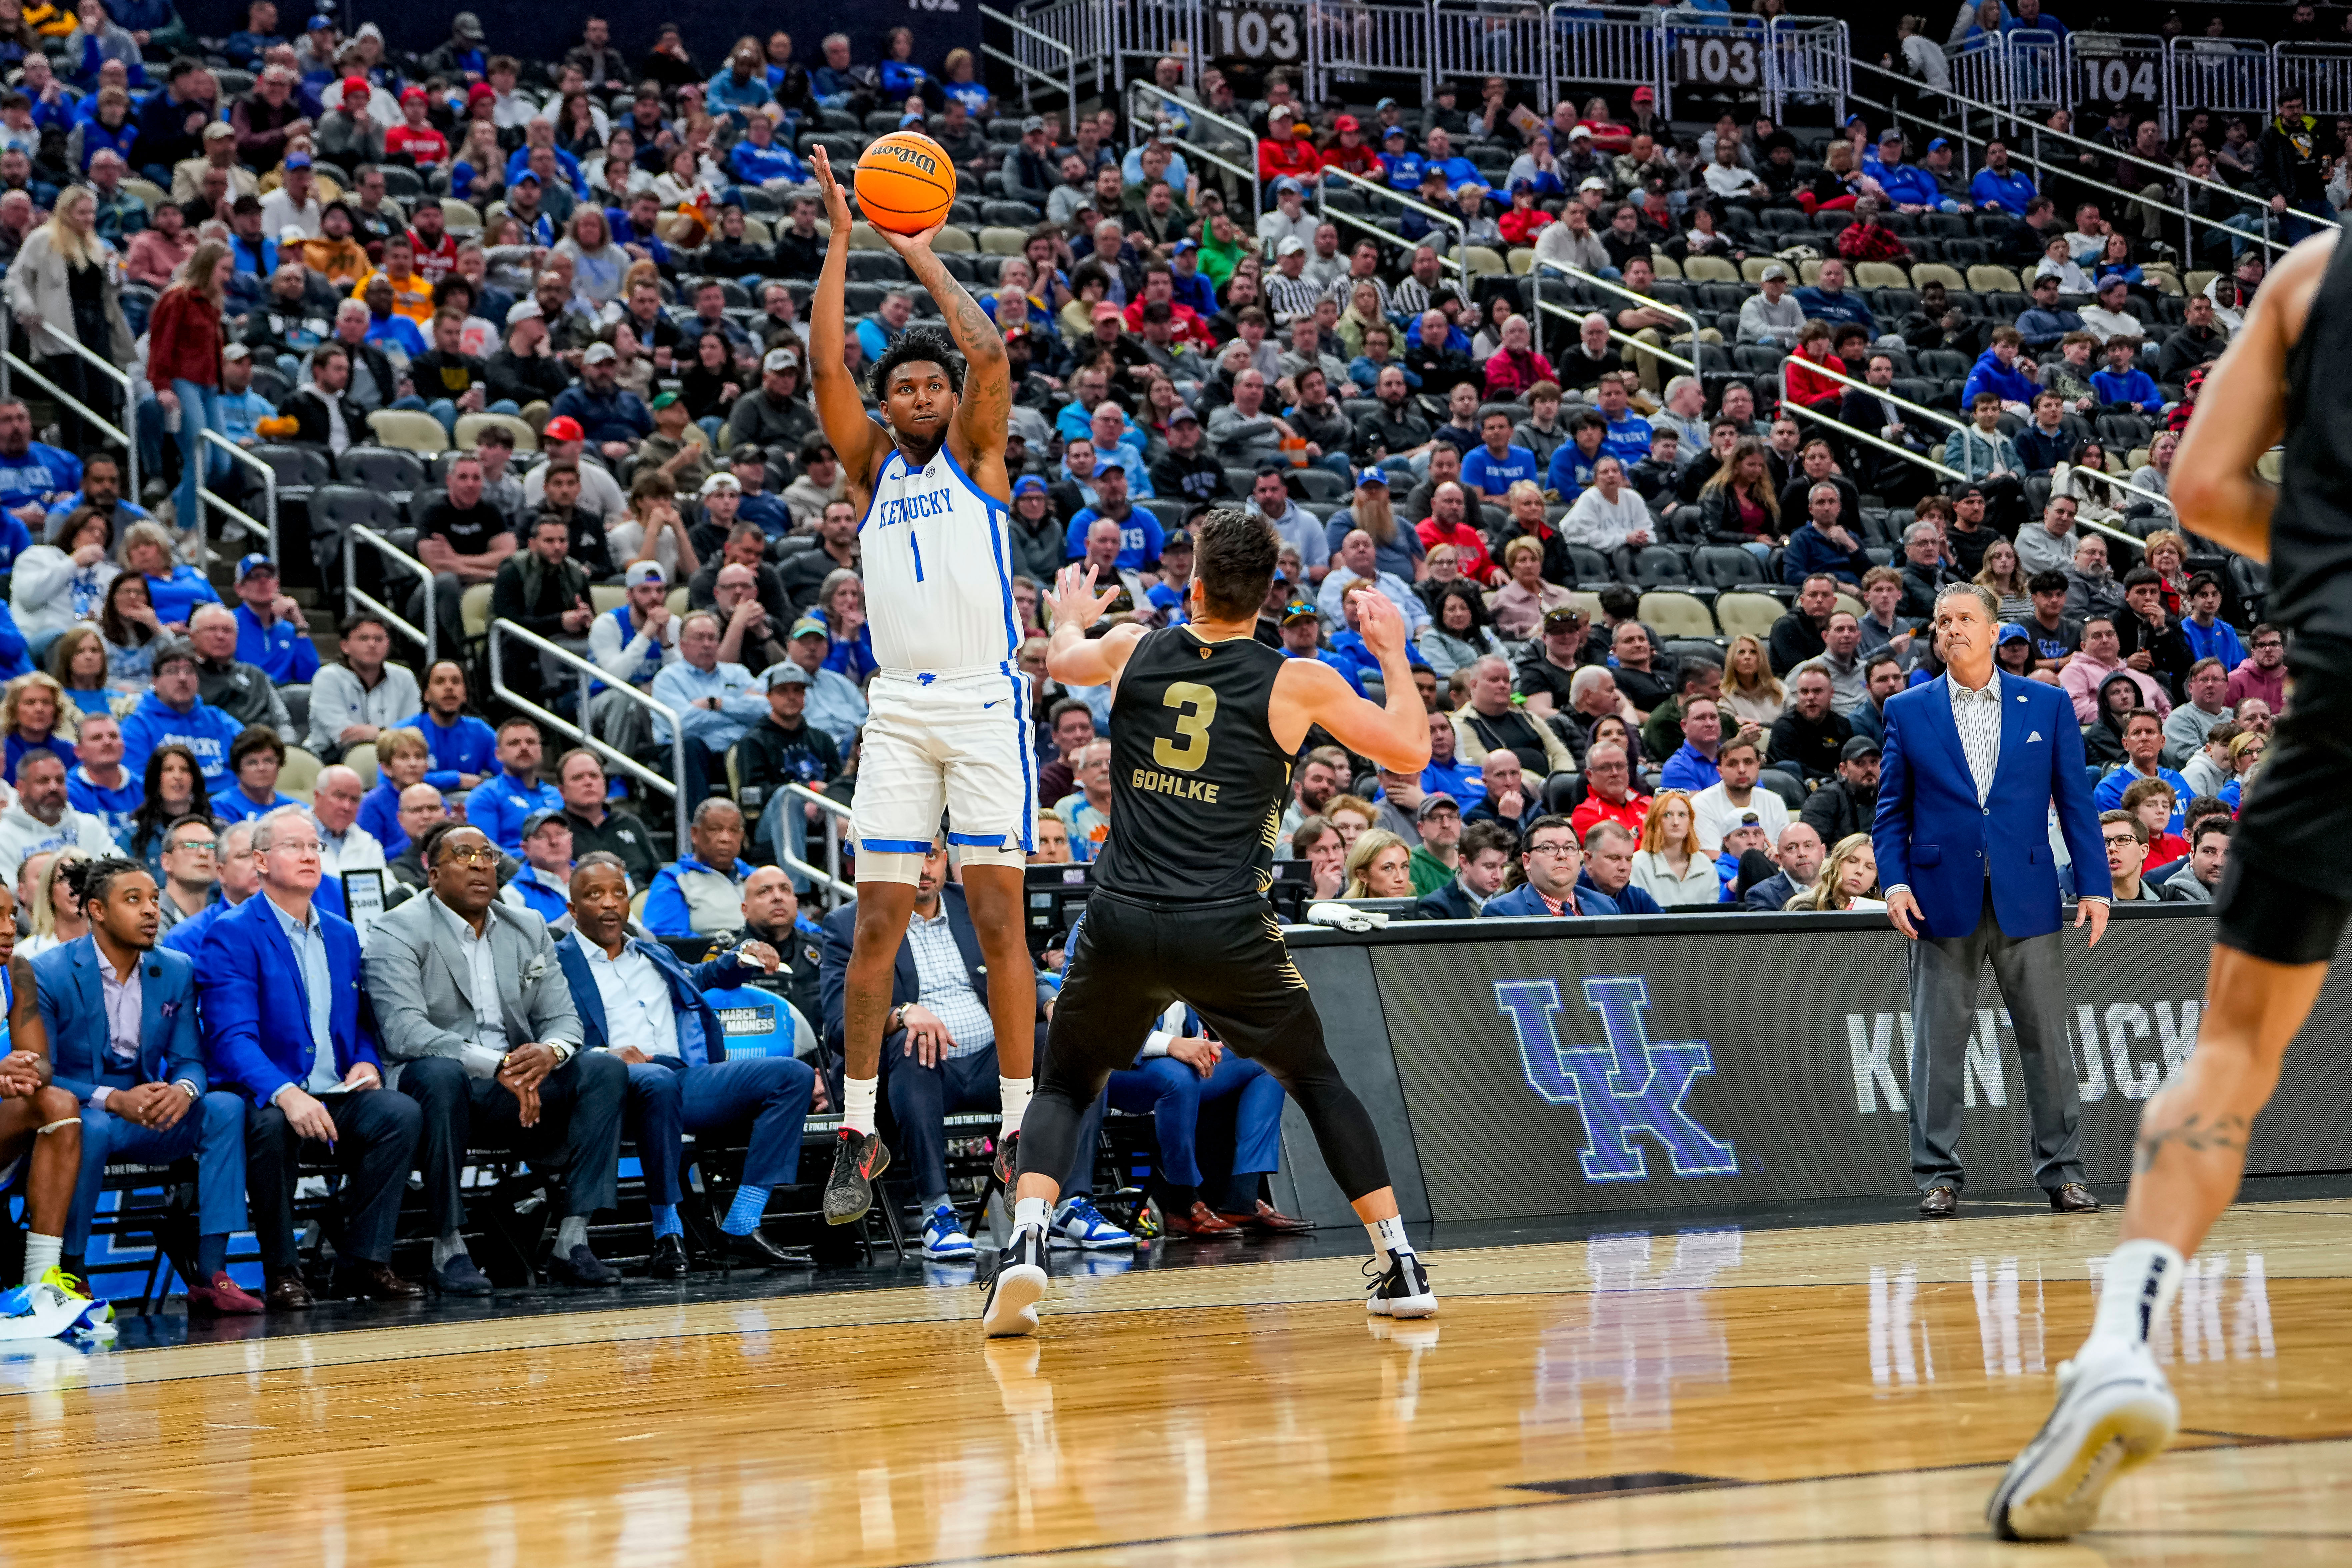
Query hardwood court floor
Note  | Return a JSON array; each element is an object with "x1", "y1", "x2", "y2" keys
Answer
[{"x1": 6, "y1": 1200, "x2": 2351, "y2": 1566}]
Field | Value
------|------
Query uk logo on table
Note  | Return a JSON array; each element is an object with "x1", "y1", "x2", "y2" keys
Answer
[{"x1": 1493, "y1": 976, "x2": 1739, "y2": 1182}]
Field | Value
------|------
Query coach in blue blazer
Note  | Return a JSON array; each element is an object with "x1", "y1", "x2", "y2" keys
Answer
[
  {"x1": 1873, "y1": 582, "x2": 2111, "y2": 1219},
  {"x1": 558, "y1": 855, "x2": 815, "y2": 1275},
  {"x1": 37, "y1": 858, "x2": 256, "y2": 1311},
  {"x1": 197, "y1": 807, "x2": 426, "y2": 1306}
]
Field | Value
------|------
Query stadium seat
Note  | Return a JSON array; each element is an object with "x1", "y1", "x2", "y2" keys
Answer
[
  {"x1": 1739, "y1": 257, "x2": 1782, "y2": 283},
  {"x1": 1692, "y1": 544, "x2": 1765, "y2": 589},
  {"x1": 1291, "y1": 467, "x2": 1348, "y2": 501},
  {"x1": 121, "y1": 176, "x2": 166, "y2": 212},
  {"x1": 1966, "y1": 264, "x2": 2022, "y2": 294},
  {"x1": 1854, "y1": 262, "x2": 1909, "y2": 289},
  {"x1": 1713, "y1": 591, "x2": 1784, "y2": 640},
  {"x1": 1563, "y1": 543, "x2": 1613, "y2": 584},
  {"x1": 1650, "y1": 256, "x2": 1682, "y2": 280},
  {"x1": 337, "y1": 446, "x2": 429, "y2": 495},
  {"x1": 460, "y1": 583, "x2": 495, "y2": 638},
  {"x1": 279, "y1": 746, "x2": 323, "y2": 802},
  {"x1": 1638, "y1": 590, "x2": 1715, "y2": 637},
  {"x1": 366, "y1": 409, "x2": 448, "y2": 454},
  {"x1": 979, "y1": 226, "x2": 1030, "y2": 255},
  {"x1": 454, "y1": 412, "x2": 537, "y2": 451},
  {"x1": 249, "y1": 443, "x2": 330, "y2": 497},
  {"x1": 1507, "y1": 247, "x2": 1536, "y2": 274},
  {"x1": 1683, "y1": 256, "x2": 1739, "y2": 283},
  {"x1": 342, "y1": 743, "x2": 378, "y2": 789},
  {"x1": 1632, "y1": 546, "x2": 1693, "y2": 588},
  {"x1": 1756, "y1": 770, "x2": 1809, "y2": 810},
  {"x1": 441, "y1": 198, "x2": 482, "y2": 231},
  {"x1": 1465, "y1": 246, "x2": 1506, "y2": 277}
]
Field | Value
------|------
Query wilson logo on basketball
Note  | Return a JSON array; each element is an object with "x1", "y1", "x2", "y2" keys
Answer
[{"x1": 877, "y1": 145, "x2": 940, "y2": 176}]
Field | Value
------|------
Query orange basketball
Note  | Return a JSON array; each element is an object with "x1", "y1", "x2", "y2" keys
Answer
[{"x1": 856, "y1": 130, "x2": 956, "y2": 234}]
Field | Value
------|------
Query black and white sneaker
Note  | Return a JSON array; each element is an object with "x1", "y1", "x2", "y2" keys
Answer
[
  {"x1": 823, "y1": 1128, "x2": 891, "y2": 1225},
  {"x1": 980, "y1": 1225, "x2": 1052, "y2": 1338},
  {"x1": 1365, "y1": 1251, "x2": 1437, "y2": 1319}
]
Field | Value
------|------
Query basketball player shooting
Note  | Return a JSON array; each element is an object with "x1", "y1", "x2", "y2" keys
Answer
[
  {"x1": 1989, "y1": 229, "x2": 2339, "y2": 1539},
  {"x1": 979, "y1": 509, "x2": 1437, "y2": 1338},
  {"x1": 805, "y1": 145, "x2": 1037, "y2": 1227}
]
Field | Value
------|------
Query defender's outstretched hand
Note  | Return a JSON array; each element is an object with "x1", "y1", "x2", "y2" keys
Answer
[{"x1": 1046, "y1": 562, "x2": 1119, "y2": 629}]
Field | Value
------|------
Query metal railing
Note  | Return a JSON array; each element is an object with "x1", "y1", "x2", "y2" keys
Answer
[
  {"x1": 1776, "y1": 353, "x2": 2166, "y2": 550},
  {"x1": 342, "y1": 523, "x2": 435, "y2": 663},
  {"x1": 785, "y1": 783, "x2": 856, "y2": 905},
  {"x1": 1528, "y1": 259, "x2": 1697, "y2": 374},
  {"x1": 486, "y1": 618, "x2": 691, "y2": 851},
  {"x1": 1543, "y1": 3, "x2": 1668, "y2": 113},
  {"x1": 195, "y1": 429, "x2": 276, "y2": 561},
  {"x1": 1316, "y1": 164, "x2": 1470, "y2": 284},
  {"x1": 980, "y1": 4, "x2": 1080, "y2": 138},
  {"x1": 1128, "y1": 80, "x2": 1263, "y2": 224},
  {"x1": 0, "y1": 298, "x2": 138, "y2": 500}
]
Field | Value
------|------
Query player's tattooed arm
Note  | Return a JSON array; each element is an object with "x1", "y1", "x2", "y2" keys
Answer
[
  {"x1": 2131, "y1": 1112, "x2": 2251, "y2": 1175},
  {"x1": 912, "y1": 255, "x2": 1011, "y2": 459}
]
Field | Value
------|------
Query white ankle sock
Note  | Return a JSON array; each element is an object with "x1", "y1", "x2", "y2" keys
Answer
[
  {"x1": 998, "y1": 1076, "x2": 1032, "y2": 1139},
  {"x1": 841, "y1": 1074, "x2": 879, "y2": 1136},
  {"x1": 2093, "y1": 1238, "x2": 2187, "y2": 1346},
  {"x1": 1367, "y1": 1214, "x2": 1413, "y2": 1260},
  {"x1": 1013, "y1": 1196, "x2": 1051, "y2": 1235},
  {"x1": 22, "y1": 1232, "x2": 59, "y2": 1286}
]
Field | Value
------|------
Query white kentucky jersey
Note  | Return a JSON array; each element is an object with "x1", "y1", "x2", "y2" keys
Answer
[{"x1": 859, "y1": 444, "x2": 1020, "y2": 677}]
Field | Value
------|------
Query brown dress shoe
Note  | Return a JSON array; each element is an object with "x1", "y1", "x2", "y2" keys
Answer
[
  {"x1": 1218, "y1": 1199, "x2": 1311, "y2": 1234},
  {"x1": 1918, "y1": 1185, "x2": 1959, "y2": 1218},
  {"x1": 2049, "y1": 1183, "x2": 2102, "y2": 1213},
  {"x1": 1161, "y1": 1200, "x2": 1244, "y2": 1238},
  {"x1": 335, "y1": 1261, "x2": 427, "y2": 1302},
  {"x1": 264, "y1": 1269, "x2": 315, "y2": 1310},
  {"x1": 186, "y1": 1271, "x2": 266, "y2": 1316}
]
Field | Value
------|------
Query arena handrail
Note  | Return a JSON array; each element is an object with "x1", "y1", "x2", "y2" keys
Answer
[
  {"x1": 485, "y1": 618, "x2": 690, "y2": 850},
  {"x1": 0, "y1": 296, "x2": 139, "y2": 501},
  {"x1": 980, "y1": 5, "x2": 1081, "y2": 138},
  {"x1": 1127, "y1": 79, "x2": 1264, "y2": 224},
  {"x1": 342, "y1": 523, "x2": 435, "y2": 664}
]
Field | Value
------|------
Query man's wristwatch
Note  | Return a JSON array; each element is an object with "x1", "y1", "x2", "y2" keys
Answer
[{"x1": 888, "y1": 1005, "x2": 906, "y2": 1034}]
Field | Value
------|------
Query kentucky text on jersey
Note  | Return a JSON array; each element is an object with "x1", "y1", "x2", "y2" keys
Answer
[
  {"x1": 874, "y1": 484, "x2": 957, "y2": 532},
  {"x1": 1130, "y1": 767, "x2": 1221, "y2": 803}
]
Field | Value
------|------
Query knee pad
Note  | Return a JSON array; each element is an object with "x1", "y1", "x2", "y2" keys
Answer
[
  {"x1": 953, "y1": 844, "x2": 1026, "y2": 872},
  {"x1": 857, "y1": 851, "x2": 926, "y2": 887}
]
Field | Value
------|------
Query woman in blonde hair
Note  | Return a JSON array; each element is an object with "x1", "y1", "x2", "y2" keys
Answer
[
  {"x1": 1628, "y1": 790, "x2": 1721, "y2": 907},
  {"x1": 2141, "y1": 527, "x2": 2193, "y2": 618},
  {"x1": 1324, "y1": 793, "x2": 1377, "y2": 849},
  {"x1": 0, "y1": 672, "x2": 77, "y2": 783},
  {"x1": 5, "y1": 184, "x2": 132, "y2": 454},
  {"x1": 1721, "y1": 633, "x2": 1785, "y2": 727},
  {"x1": 556, "y1": 205, "x2": 631, "y2": 309},
  {"x1": 1341, "y1": 828, "x2": 1415, "y2": 898},
  {"x1": 147, "y1": 238, "x2": 233, "y2": 543},
  {"x1": 16, "y1": 847, "x2": 86, "y2": 959},
  {"x1": 1974, "y1": 535, "x2": 2031, "y2": 621},
  {"x1": 1786, "y1": 832, "x2": 1885, "y2": 911}
]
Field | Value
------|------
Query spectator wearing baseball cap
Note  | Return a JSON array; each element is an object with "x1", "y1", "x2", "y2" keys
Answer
[
  {"x1": 584, "y1": 559, "x2": 681, "y2": 759},
  {"x1": 499, "y1": 809, "x2": 577, "y2": 925},
  {"x1": 732, "y1": 660, "x2": 843, "y2": 878},
  {"x1": 230, "y1": 553, "x2": 319, "y2": 685},
  {"x1": 780, "y1": 615, "x2": 867, "y2": 752},
  {"x1": 520, "y1": 414, "x2": 627, "y2": 525},
  {"x1": 551, "y1": 338, "x2": 655, "y2": 458},
  {"x1": 487, "y1": 295, "x2": 574, "y2": 410}
]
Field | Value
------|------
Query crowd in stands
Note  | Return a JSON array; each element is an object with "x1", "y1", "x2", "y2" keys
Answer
[{"x1": 0, "y1": 1, "x2": 2300, "y2": 1306}]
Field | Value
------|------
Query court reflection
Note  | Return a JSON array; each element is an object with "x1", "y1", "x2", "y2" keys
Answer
[{"x1": 1522, "y1": 1230, "x2": 1741, "y2": 1434}]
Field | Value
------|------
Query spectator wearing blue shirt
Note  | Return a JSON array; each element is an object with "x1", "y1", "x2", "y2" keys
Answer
[
  {"x1": 220, "y1": 2, "x2": 284, "y2": 70},
  {"x1": 117, "y1": 520, "x2": 221, "y2": 630},
  {"x1": 1593, "y1": 379, "x2": 1654, "y2": 468},
  {"x1": 0, "y1": 400, "x2": 78, "y2": 558},
  {"x1": 1793, "y1": 259, "x2": 1878, "y2": 336},
  {"x1": 1959, "y1": 330, "x2": 2043, "y2": 410},
  {"x1": 1460, "y1": 411, "x2": 1541, "y2": 505},
  {"x1": 229, "y1": 555, "x2": 319, "y2": 684},
  {"x1": 121, "y1": 646, "x2": 242, "y2": 789},
  {"x1": 1381, "y1": 128, "x2": 1425, "y2": 191},
  {"x1": 1782, "y1": 482, "x2": 1874, "y2": 585},
  {"x1": 416, "y1": 659, "x2": 500, "y2": 786},
  {"x1": 64, "y1": 711, "x2": 138, "y2": 838},
  {"x1": 2178, "y1": 572, "x2": 2247, "y2": 669},
  {"x1": 466, "y1": 716, "x2": 563, "y2": 854},
  {"x1": 2093, "y1": 721, "x2": 2188, "y2": 831},
  {"x1": 1969, "y1": 140, "x2": 2038, "y2": 214},
  {"x1": 2000, "y1": 0, "x2": 2070, "y2": 45},
  {"x1": 1547, "y1": 413, "x2": 1608, "y2": 503},
  {"x1": 503, "y1": 141, "x2": 586, "y2": 199},
  {"x1": 551, "y1": 343, "x2": 654, "y2": 455},
  {"x1": 726, "y1": 111, "x2": 807, "y2": 189},
  {"x1": 705, "y1": 43, "x2": 776, "y2": 119},
  {"x1": 2015, "y1": 273, "x2": 2084, "y2": 351},
  {"x1": 1658, "y1": 696, "x2": 1728, "y2": 792},
  {"x1": 1277, "y1": 601, "x2": 1365, "y2": 694},
  {"x1": 854, "y1": 290, "x2": 913, "y2": 364},
  {"x1": 1064, "y1": 465, "x2": 1163, "y2": 570},
  {"x1": 642, "y1": 799, "x2": 757, "y2": 939},
  {"x1": 2090, "y1": 338, "x2": 2163, "y2": 414},
  {"x1": 211, "y1": 725, "x2": 303, "y2": 825}
]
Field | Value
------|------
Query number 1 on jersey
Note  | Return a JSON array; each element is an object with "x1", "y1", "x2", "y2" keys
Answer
[{"x1": 1153, "y1": 681, "x2": 1218, "y2": 773}]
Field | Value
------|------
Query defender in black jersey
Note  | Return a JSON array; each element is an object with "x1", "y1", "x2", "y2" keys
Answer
[
  {"x1": 980, "y1": 508, "x2": 1437, "y2": 1338},
  {"x1": 1990, "y1": 232, "x2": 2342, "y2": 1540}
]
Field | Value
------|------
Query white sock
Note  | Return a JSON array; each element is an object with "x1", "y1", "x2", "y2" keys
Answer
[
  {"x1": 22, "y1": 1232, "x2": 59, "y2": 1286},
  {"x1": 2092, "y1": 1238, "x2": 2187, "y2": 1347},
  {"x1": 1367, "y1": 1214, "x2": 1414, "y2": 1260},
  {"x1": 556, "y1": 1216, "x2": 589, "y2": 1254},
  {"x1": 841, "y1": 1074, "x2": 879, "y2": 1137},
  {"x1": 1013, "y1": 1196, "x2": 1051, "y2": 1235},
  {"x1": 997, "y1": 1075, "x2": 1032, "y2": 1139},
  {"x1": 432, "y1": 1231, "x2": 470, "y2": 1270}
]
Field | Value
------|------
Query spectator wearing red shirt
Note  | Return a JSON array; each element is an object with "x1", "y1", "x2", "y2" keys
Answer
[
  {"x1": 1319, "y1": 115, "x2": 1381, "y2": 178},
  {"x1": 1783, "y1": 320, "x2": 1846, "y2": 411},
  {"x1": 1483, "y1": 315, "x2": 1555, "y2": 400},
  {"x1": 1570, "y1": 740, "x2": 1652, "y2": 843},
  {"x1": 1257, "y1": 111, "x2": 1322, "y2": 185},
  {"x1": 384, "y1": 87, "x2": 451, "y2": 169},
  {"x1": 1497, "y1": 181, "x2": 1555, "y2": 247},
  {"x1": 406, "y1": 199, "x2": 460, "y2": 284},
  {"x1": 1833, "y1": 197, "x2": 1910, "y2": 264},
  {"x1": 1121, "y1": 265, "x2": 1212, "y2": 347},
  {"x1": 1413, "y1": 480, "x2": 1498, "y2": 583}
]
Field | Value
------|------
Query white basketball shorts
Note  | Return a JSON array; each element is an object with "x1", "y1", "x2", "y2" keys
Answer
[{"x1": 851, "y1": 663, "x2": 1038, "y2": 867}]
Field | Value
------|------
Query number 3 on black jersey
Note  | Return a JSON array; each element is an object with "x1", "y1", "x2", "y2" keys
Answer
[{"x1": 1152, "y1": 681, "x2": 1218, "y2": 774}]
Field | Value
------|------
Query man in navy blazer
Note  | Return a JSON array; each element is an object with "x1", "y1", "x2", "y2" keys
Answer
[
  {"x1": 197, "y1": 806, "x2": 426, "y2": 1309},
  {"x1": 37, "y1": 856, "x2": 262, "y2": 1314},
  {"x1": 1874, "y1": 582, "x2": 2110, "y2": 1219},
  {"x1": 1479, "y1": 815, "x2": 1624, "y2": 917},
  {"x1": 557, "y1": 854, "x2": 816, "y2": 1277}
]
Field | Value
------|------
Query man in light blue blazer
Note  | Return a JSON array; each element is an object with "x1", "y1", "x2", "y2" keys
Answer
[
  {"x1": 37, "y1": 855, "x2": 261, "y2": 1314},
  {"x1": 1874, "y1": 582, "x2": 2111, "y2": 1219}
]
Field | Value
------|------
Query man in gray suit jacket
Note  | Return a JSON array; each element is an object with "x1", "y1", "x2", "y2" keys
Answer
[{"x1": 364, "y1": 820, "x2": 628, "y2": 1294}]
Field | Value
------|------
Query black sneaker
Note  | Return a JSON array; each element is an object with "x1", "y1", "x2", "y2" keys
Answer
[
  {"x1": 991, "y1": 1128, "x2": 1020, "y2": 1188},
  {"x1": 979, "y1": 1224, "x2": 1052, "y2": 1338},
  {"x1": 1365, "y1": 1251, "x2": 1437, "y2": 1319},
  {"x1": 823, "y1": 1127, "x2": 891, "y2": 1225}
]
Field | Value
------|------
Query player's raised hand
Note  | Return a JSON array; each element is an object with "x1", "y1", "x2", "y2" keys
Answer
[
  {"x1": 1045, "y1": 562, "x2": 1119, "y2": 629},
  {"x1": 808, "y1": 146, "x2": 854, "y2": 232},
  {"x1": 1352, "y1": 587, "x2": 1408, "y2": 661},
  {"x1": 874, "y1": 220, "x2": 947, "y2": 260}
]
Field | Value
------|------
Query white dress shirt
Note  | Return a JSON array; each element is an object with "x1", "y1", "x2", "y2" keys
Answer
[
  {"x1": 578, "y1": 936, "x2": 678, "y2": 1059},
  {"x1": 435, "y1": 895, "x2": 513, "y2": 1053}
]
